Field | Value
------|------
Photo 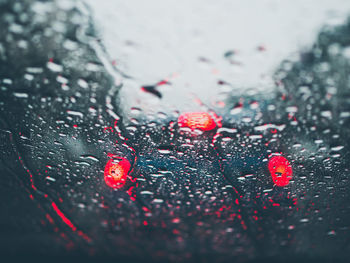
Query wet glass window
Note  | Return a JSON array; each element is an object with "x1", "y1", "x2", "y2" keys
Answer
[{"x1": 1, "y1": 0, "x2": 350, "y2": 262}]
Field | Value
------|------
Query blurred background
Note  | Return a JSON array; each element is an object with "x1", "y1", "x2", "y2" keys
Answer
[{"x1": 1, "y1": 0, "x2": 350, "y2": 262}]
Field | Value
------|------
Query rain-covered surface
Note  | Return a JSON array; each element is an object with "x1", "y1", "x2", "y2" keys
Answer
[{"x1": 1, "y1": 0, "x2": 350, "y2": 262}]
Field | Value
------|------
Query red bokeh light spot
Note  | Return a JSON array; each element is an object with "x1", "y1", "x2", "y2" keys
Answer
[
  {"x1": 104, "y1": 158, "x2": 131, "y2": 189},
  {"x1": 268, "y1": 155, "x2": 292, "y2": 187},
  {"x1": 178, "y1": 112, "x2": 219, "y2": 131}
]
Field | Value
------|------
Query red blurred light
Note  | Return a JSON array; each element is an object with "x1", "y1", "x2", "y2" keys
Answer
[
  {"x1": 104, "y1": 158, "x2": 131, "y2": 189},
  {"x1": 268, "y1": 155, "x2": 292, "y2": 187},
  {"x1": 178, "y1": 112, "x2": 218, "y2": 131},
  {"x1": 52, "y1": 202, "x2": 77, "y2": 231}
]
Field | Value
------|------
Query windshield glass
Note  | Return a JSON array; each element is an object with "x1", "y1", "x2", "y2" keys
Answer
[{"x1": 1, "y1": 0, "x2": 350, "y2": 262}]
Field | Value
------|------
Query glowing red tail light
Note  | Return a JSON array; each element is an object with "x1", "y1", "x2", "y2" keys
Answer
[
  {"x1": 104, "y1": 158, "x2": 131, "y2": 189},
  {"x1": 178, "y1": 112, "x2": 218, "y2": 131},
  {"x1": 268, "y1": 155, "x2": 292, "y2": 187}
]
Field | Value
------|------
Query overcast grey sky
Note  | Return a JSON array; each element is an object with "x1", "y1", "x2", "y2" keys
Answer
[{"x1": 84, "y1": 0, "x2": 350, "y2": 116}]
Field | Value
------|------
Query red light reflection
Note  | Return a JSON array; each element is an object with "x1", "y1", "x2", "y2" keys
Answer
[
  {"x1": 178, "y1": 112, "x2": 219, "y2": 131},
  {"x1": 104, "y1": 158, "x2": 131, "y2": 189},
  {"x1": 268, "y1": 155, "x2": 293, "y2": 187}
]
